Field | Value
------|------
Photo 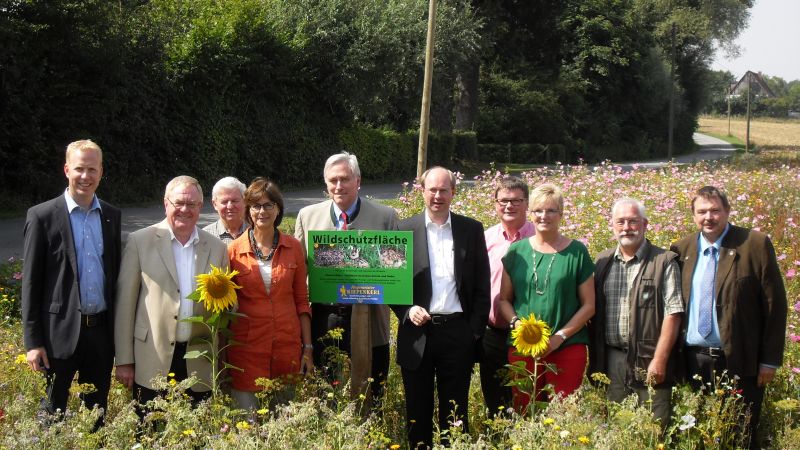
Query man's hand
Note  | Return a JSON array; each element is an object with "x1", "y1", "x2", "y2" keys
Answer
[
  {"x1": 408, "y1": 305, "x2": 431, "y2": 326},
  {"x1": 115, "y1": 364, "x2": 135, "y2": 389},
  {"x1": 26, "y1": 347, "x2": 49, "y2": 372},
  {"x1": 646, "y1": 357, "x2": 667, "y2": 386},
  {"x1": 757, "y1": 366, "x2": 777, "y2": 387}
]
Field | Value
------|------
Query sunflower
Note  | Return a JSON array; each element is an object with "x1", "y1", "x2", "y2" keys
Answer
[
  {"x1": 194, "y1": 265, "x2": 241, "y2": 313},
  {"x1": 511, "y1": 313, "x2": 551, "y2": 357}
]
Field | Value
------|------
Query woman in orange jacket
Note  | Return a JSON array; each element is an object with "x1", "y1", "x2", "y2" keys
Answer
[{"x1": 226, "y1": 178, "x2": 312, "y2": 410}]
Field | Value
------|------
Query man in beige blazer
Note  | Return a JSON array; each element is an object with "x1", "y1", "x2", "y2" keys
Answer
[{"x1": 114, "y1": 176, "x2": 228, "y2": 408}]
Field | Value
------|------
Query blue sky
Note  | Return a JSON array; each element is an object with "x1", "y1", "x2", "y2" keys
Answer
[{"x1": 712, "y1": 0, "x2": 800, "y2": 82}]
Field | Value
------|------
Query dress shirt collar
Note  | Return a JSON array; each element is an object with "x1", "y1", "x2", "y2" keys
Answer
[
  {"x1": 64, "y1": 189, "x2": 101, "y2": 213},
  {"x1": 424, "y1": 210, "x2": 452, "y2": 229},
  {"x1": 500, "y1": 221, "x2": 534, "y2": 241},
  {"x1": 169, "y1": 225, "x2": 200, "y2": 247},
  {"x1": 613, "y1": 238, "x2": 650, "y2": 263},
  {"x1": 698, "y1": 223, "x2": 731, "y2": 254}
]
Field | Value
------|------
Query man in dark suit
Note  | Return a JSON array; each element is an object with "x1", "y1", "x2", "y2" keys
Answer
[
  {"x1": 671, "y1": 186, "x2": 786, "y2": 448},
  {"x1": 392, "y1": 167, "x2": 490, "y2": 449},
  {"x1": 22, "y1": 139, "x2": 121, "y2": 423}
]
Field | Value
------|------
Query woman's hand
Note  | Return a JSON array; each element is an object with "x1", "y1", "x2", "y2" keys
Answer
[
  {"x1": 542, "y1": 332, "x2": 566, "y2": 358},
  {"x1": 301, "y1": 347, "x2": 314, "y2": 376}
]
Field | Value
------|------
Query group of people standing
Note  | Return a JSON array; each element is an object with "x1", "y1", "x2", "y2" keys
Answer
[{"x1": 21, "y1": 139, "x2": 786, "y2": 450}]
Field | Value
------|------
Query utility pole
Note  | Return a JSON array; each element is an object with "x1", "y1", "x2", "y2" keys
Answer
[
  {"x1": 727, "y1": 80, "x2": 732, "y2": 136},
  {"x1": 745, "y1": 71, "x2": 751, "y2": 152},
  {"x1": 667, "y1": 23, "x2": 675, "y2": 160},
  {"x1": 416, "y1": 0, "x2": 437, "y2": 178}
]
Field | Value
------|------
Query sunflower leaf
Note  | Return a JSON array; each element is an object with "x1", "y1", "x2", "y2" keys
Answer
[
  {"x1": 183, "y1": 350, "x2": 208, "y2": 359},
  {"x1": 181, "y1": 316, "x2": 206, "y2": 324}
]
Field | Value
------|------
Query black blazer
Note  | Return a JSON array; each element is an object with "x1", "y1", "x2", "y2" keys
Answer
[
  {"x1": 392, "y1": 212, "x2": 490, "y2": 370},
  {"x1": 22, "y1": 195, "x2": 121, "y2": 359}
]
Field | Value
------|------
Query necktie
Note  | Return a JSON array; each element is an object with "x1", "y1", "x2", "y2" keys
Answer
[
  {"x1": 698, "y1": 247, "x2": 717, "y2": 337},
  {"x1": 340, "y1": 212, "x2": 348, "y2": 230}
]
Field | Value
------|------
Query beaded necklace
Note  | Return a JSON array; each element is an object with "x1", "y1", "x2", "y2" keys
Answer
[
  {"x1": 532, "y1": 246, "x2": 557, "y2": 295},
  {"x1": 249, "y1": 228, "x2": 279, "y2": 261}
]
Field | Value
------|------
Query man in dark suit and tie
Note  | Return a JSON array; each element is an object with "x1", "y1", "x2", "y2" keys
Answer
[
  {"x1": 22, "y1": 139, "x2": 121, "y2": 423},
  {"x1": 671, "y1": 186, "x2": 787, "y2": 449},
  {"x1": 392, "y1": 166, "x2": 490, "y2": 449}
]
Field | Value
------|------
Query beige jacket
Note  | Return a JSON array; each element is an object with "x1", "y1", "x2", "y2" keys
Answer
[{"x1": 114, "y1": 220, "x2": 228, "y2": 391}]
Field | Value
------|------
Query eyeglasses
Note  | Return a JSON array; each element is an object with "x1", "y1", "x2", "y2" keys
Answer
[
  {"x1": 251, "y1": 202, "x2": 276, "y2": 212},
  {"x1": 166, "y1": 198, "x2": 201, "y2": 210},
  {"x1": 496, "y1": 198, "x2": 526, "y2": 206},
  {"x1": 531, "y1": 208, "x2": 560, "y2": 216}
]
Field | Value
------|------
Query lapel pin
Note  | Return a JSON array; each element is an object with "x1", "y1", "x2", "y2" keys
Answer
[{"x1": 729, "y1": 250, "x2": 734, "y2": 256}]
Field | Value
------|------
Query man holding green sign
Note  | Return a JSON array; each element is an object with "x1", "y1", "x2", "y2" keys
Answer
[{"x1": 295, "y1": 152, "x2": 400, "y2": 403}]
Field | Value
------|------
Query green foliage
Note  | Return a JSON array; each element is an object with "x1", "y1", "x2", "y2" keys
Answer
[
  {"x1": 0, "y1": 258, "x2": 23, "y2": 323},
  {"x1": 0, "y1": 0, "x2": 480, "y2": 208}
]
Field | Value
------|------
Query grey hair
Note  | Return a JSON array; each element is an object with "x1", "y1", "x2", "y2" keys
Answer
[
  {"x1": 324, "y1": 151, "x2": 361, "y2": 180},
  {"x1": 211, "y1": 176, "x2": 246, "y2": 200},
  {"x1": 611, "y1": 198, "x2": 647, "y2": 220},
  {"x1": 164, "y1": 175, "x2": 203, "y2": 200}
]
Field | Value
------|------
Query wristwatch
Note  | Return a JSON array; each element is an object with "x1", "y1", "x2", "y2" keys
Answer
[
  {"x1": 555, "y1": 330, "x2": 568, "y2": 340},
  {"x1": 510, "y1": 316, "x2": 520, "y2": 329}
]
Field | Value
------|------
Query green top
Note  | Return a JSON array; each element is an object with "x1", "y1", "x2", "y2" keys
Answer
[{"x1": 502, "y1": 239, "x2": 595, "y2": 347}]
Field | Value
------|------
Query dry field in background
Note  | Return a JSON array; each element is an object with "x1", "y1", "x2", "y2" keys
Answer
[{"x1": 698, "y1": 116, "x2": 800, "y2": 148}]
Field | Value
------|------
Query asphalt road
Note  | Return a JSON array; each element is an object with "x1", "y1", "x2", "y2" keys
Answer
[{"x1": 0, "y1": 132, "x2": 734, "y2": 262}]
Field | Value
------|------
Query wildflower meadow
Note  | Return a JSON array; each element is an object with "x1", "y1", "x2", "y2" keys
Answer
[{"x1": 0, "y1": 151, "x2": 799, "y2": 449}]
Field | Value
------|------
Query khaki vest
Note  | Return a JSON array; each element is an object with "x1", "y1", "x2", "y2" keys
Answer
[{"x1": 589, "y1": 240, "x2": 680, "y2": 387}]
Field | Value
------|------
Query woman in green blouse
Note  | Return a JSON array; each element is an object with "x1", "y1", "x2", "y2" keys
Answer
[{"x1": 497, "y1": 183, "x2": 595, "y2": 412}]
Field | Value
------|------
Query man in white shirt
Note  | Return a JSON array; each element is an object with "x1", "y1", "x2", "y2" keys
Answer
[
  {"x1": 114, "y1": 176, "x2": 227, "y2": 410},
  {"x1": 392, "y1": 167, "x2": 490, "y2": 449}
]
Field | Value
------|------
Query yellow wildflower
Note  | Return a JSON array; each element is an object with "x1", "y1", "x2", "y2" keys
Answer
[
  {"x1": 511, "y1": 313, "x2": 551, "y2": 357},
  {"x1": 590, "y1": 372, "x2": 611, "y2": 385},
  {"x1": 390, "y1": 445, "x2": 401, "y2": 450},
  {"x1": 257, "y1": 408, "x2": 269, "y2": 415},
  {"x1": 543, "y1": 417, "x2": 555, "y2": 426},
  {"x1": 578, "y1": 436, "x2": 590, "y2": 445},
  {"x1": 236, "y1": 421, "x2": 250, "y2": 430},
  {"x1": 182, "y1": 429, "x2": 196, "y2": 437},
  {"x1": 15, "y1": 354, "x2": 27, "y2": 365},
  {"x1": 194, "y1": 265, "x2": 241, "y2": 313}
]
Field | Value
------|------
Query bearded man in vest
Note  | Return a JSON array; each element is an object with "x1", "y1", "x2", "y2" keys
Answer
[{"x1": 588, "y1": 198, "x2": 683, "y2": 430}]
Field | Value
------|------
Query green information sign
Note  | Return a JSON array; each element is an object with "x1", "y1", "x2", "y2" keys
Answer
[{"x1": 306, "y1": 230, "x2": 413, "y2": 305}]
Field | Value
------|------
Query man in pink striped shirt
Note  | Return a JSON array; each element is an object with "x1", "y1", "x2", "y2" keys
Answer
[{"x1": 479, "y1": 176, "x2": 534, "y2": 416}]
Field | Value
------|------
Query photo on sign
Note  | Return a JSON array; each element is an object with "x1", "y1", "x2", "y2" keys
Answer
[{"x1": 312, "y1": 243, "x2": 407, "y2": 269}]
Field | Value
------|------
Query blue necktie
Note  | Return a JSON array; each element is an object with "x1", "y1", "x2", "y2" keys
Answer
[{"x1": 698, "y1": 247, "x2": 717, "y2": 337}]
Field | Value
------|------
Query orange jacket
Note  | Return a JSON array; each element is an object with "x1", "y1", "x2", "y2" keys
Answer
[{"x1": 226, "y1": 232, "x2": 310, "y2": 391}]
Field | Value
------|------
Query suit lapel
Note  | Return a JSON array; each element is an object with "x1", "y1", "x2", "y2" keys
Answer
[
  {"x1": 193, "y1": 234, "x2": 212, "y2": 315},
  {"x1": 100, "y1": 206, "x2": 113, "y2": 269},
  {"x1": 413, "y1": 215, "x2": 432, "y2": 309},
  {"x1": 451, "y1": 214, "x2": 465, "y2": 291},
  {"x1": 155, "y1": 222, "x2": 180, "y2": 288},
  {"x1": 680, "y1": 234, "x2": 699, "y2": 306},
  {"x1": 716, "y1": 232, "x2": 737, "y2": 299},
  {"x1": 56, "y1": 198, "x2": 79, "y2": 281}
]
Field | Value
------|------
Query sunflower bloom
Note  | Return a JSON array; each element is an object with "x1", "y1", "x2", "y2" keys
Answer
[
  {"x1": 511, "y1": 313, "x2": 551, "y2": 357},
  {"x1": 195, "y1": 265, "x2": 241, "y2": 313}
]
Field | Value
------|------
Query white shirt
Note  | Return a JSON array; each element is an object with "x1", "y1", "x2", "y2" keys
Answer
[
  {"x1": 257, "y1": 259, "x2": 273, "y2": 295},
  {"x1": 425, "y1": 212, "x2": 462, "y2": 314},
  {"x1": 170, "y1": 227, "x2": 199, "y2": 343}
]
